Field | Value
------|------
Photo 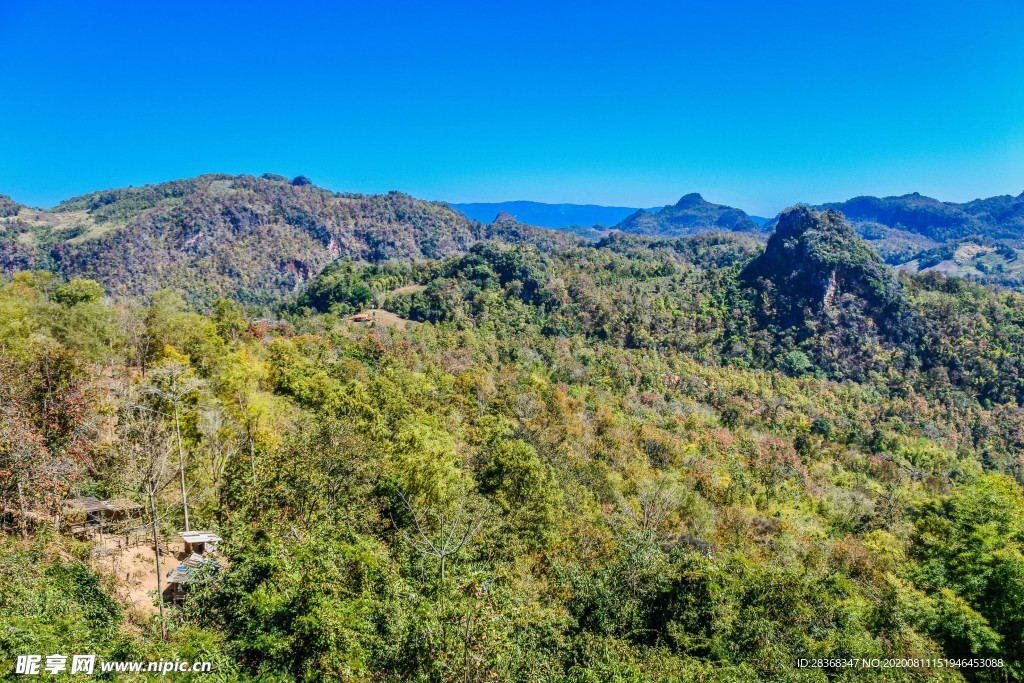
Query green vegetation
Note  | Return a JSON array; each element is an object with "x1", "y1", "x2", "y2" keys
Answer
[
  {"x1": 0, "y1": 194, "x2": 21, "y2": 218},
  {"x1": 1, "y1": 174, "x2": 489, "y2": 306},
  {"x1": 823, "y1": 192, "x2": 1024, "y2": 244},
  {"x1": 4, "y1": 178, "x2": 1024, "y2": 307},
  {"x1": 3, "y1": 201, "x2": 1024, "y2": 681},
  {"x1": 820, "y1": 192, "x2": 1024, "y2": 289}
]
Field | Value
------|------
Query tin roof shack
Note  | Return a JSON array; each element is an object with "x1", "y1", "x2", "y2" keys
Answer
[
  {"x1": 164, "y1": 553, "x2": 221, "y2": 605},
  {"x1": 176, "y1": 530, "x2": 222, "y2": 557}
]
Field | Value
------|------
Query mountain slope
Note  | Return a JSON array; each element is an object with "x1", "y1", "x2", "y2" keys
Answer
[
  {"x1": 822, "y1": 191, "x2": 1024, "y2": 242},
  {"x1": 745, "y1": 206, "x2": 912, "y2": 328},
  {"x1": 614, "y1": 193, "x2": 761, "y2": 236},
  {"x1": 6, "y1": 197, "x2": 1024, "y2": 678},
  {"x1": 0, "y1": 194, "x2": 22, "y2": 218},
  {"x1": 0, "y1": 174, "x2": 494, "y2": 305},
  {"x1": 8, "y1": 178, "x2": 1024, "y2": 305}
]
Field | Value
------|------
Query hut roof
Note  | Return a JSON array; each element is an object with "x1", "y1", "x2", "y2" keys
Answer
[
  {"x1": 176, "y1": 530, "x2": 222, "y2": 544},
  {"x1": 63, "y1": 496, "x2": 108, "y2": 513},
  {"x1": 167, "y1": 553, "x2": 220, "y2": 585},
  {"x1": 63, "y1": 497, "x2": 143, "y2": 514},
  {"x1": 103, "y1": 499, "x2": 144, "y2": 512}
]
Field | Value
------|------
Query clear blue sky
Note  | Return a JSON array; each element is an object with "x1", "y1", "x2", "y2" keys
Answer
[{"x1": 1, "y1": 0, "x2": 1021, "y2": 215}]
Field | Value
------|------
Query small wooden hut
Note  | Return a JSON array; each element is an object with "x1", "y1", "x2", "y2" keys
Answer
[
  {"x1": 61, "y1": 497, "x2": 110, "y2": 537},
  {"x1": 59, "y1": 497, "x2": 145, "y2": 539},
  {"x1": 164, "y1": 553, "x2": 221, "y2": 605}
]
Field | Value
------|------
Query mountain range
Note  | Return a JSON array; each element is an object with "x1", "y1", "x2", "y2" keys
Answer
[
  {"x1": 3, "y1": 175, "x2": 1024, "y2": 304},
  {"x1": 451, "y1": 200, "x2": 644, "y2": 230},
  {"x1": 1, "y1": 175, "x2": 494, "y2": 305},
  {"x1": 452, "y1": 198, "x2": 772, "y2": 232},
  {"x1": 614, "y1": 193, "x2": 764, "y2": 236},
  {"x1": 455, "y1": 190, "x2": 1024, "y2": 288}
]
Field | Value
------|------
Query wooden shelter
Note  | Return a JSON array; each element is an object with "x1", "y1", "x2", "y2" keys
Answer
[
  {"x1": 59, "y1": 497, "x2": 145, "y2": 539},
  {"x1": 103, "y1": 498, "x2": 144, "y2": 521},
  {"x1": 164, "y1": 553, "x2": 221, "y2": 605}
]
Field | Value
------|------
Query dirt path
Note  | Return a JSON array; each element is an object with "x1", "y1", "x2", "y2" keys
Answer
[
  {"x1": 90, "y1": 538, "x2": 189, "y2": 617},
  {"x1": 389, "y1": 284, "x2": 426, "y2": 296},
  {"x1": 347, "y1": 309, "x2": 417, "y2": 330}
]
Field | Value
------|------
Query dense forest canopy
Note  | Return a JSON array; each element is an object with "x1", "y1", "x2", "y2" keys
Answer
[{"x1": 3, "y1": 186, "x2": 1024, "y2": 681}]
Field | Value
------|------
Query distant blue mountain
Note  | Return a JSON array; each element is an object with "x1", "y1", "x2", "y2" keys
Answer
[
  {"x1": 614, "y1": 193, "x2": 764, "y2": 236},
  {"x1": 450, "y1": 201, "x2": 645, "y2": 229}
]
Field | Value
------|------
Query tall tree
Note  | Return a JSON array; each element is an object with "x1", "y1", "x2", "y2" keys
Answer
[
  {"x1": 143, "y1": 360, "x2": 202, "y2": 531},
  {"x1": 116, "y1": 405, "x2": 178, "y2": 640}
]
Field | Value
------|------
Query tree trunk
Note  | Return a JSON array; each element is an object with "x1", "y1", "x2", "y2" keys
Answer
[
  {"x1": 148, "y1": 489, "x2": 167, "y2": 640},
  {"x1": 174, "y1": 405, "x2": 189, "y2": 531},
  {"x1": 249, "y1": 429, "x2": 257, "y2": 491},
  {"x1": 17, "y1": 480, "x2": 28, "y2": 540}
]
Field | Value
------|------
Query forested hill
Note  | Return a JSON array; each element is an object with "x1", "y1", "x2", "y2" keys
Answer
[
  {"x1": 7, "y1": 177, "x2": 1024, "y2": 305},
  {"x1": 606, "y1": 191, "x2": 1024, "y2": 291},
  {"x1": 0, "y1": 174, "x2": 499, "y2": 305},
  {"x1": 0, "y1": 194, "x2": 23, "y2": 217},
  {"x1": 614, "y1": 193, "x2": 762, "y2": 236},
  {"x1": 822, "y1": 191, "x2": 1024, "y2": 243}
]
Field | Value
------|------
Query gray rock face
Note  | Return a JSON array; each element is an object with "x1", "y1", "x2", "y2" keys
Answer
[{"x1": 745, "y1": 205, "x2": 914, "y2": 338}]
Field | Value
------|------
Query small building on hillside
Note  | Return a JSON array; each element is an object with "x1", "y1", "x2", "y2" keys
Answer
[
  {"x1": 60, "y1": 497, "x2": 144, "y2": 538},
  {"x1": 103, "y1": 498, "x2": 145, "y2": 522},
  {"x1": 164, "y1": 553, "x2": 221, "y2": 605},
  {"x1": 62, "y1": 497, "x2": 108, "y2": 535},
  {"x1": 176, "y1": 530, "x2": 222, "y2": 556}
]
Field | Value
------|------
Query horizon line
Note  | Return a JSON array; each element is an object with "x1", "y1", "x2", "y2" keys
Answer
[{"x1": 4, "y1": 172, "x2": 1023, "y2": 216}]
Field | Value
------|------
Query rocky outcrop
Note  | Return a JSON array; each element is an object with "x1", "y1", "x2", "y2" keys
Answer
[
  {"x1": 743, "y1": 206, "x2": 918, "y2": 378},
  {"x1": 745, "y1": 206, "x2": 905, "y2": 317}
]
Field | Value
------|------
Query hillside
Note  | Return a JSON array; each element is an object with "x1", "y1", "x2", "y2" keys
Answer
[
  {"x1": 815, "y1": 192, "x2": 1024, "y2": 284},
  {"x1": 614, "y1": 193, "x2": 762, "y2": 236},
  {"x1": 8, "y1": 179, "x2": 1024, "y2": 305},
  {"x1": 0, "y1": 174, "x2": 493, "y2": 305},
  {"x1": 4, "y1": 202, "x2": 1024, "y2": 680},
  {"x1": 823, "y1": 191, "x2": 1024, "y2": 243},
  {"x1": 743, "y1": 206, "x2": 919, "y2": 380},
  {"x1": 0, "y1": 194, "x2": 22, "y2": 218}
]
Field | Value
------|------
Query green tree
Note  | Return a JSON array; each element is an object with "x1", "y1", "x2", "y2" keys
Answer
[{"x1": 53, "y1": 278, "x2": 105, "y2": 306}]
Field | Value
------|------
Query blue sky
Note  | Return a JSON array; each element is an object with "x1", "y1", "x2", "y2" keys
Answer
[{"x1": 1, "y1": 0, "x2": 1021, "y2": 215}]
